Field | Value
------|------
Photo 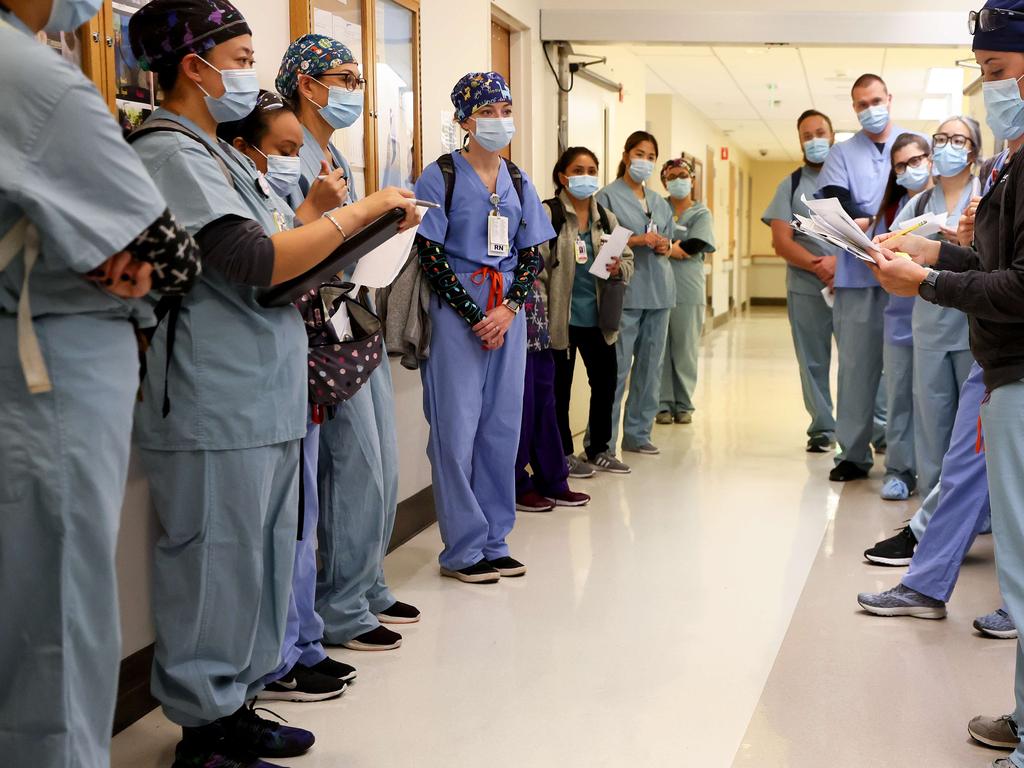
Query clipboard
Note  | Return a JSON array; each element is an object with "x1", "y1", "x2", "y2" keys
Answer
[{"x1": 259, "y1": 207, "x2": 407, "y2": 308}]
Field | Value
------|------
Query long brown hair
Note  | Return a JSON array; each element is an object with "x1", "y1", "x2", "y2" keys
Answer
[{"x1": 616, "y1": 131, "x2": 659, "y2": 179}]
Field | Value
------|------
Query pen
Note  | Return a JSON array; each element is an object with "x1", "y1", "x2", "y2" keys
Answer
[{"x1": 412, "y1": 199, "x2": 441, "y2": 209}]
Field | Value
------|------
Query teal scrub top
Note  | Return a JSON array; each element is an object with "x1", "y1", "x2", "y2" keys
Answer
[
  {"x1": 569, "y1": 231, "x2": 599, "y2": 328},
  {"x1": 761, "y1": 165, "x2": 838, "y2": 297},
  {"x1": 891, "y1": 181, "x2": 974, "y2": 352},
  {"x1": 669, "y1": 200, "x2": 715, "y2": 307},
  {"x1": 596, "y1": 178, "x2": 674, "y2": 310},
  {"x1": 0, "y1": 11, "x2": 165, "y2": 320},
  {"x1": 130, "y1": 109, "x2": 307, "y2": 452}
]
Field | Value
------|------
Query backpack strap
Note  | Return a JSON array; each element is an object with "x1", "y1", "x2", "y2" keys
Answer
[
  {"x1": 0, "y1": 219, "x2": 51, "y2": 394},
  {"x1": 914, "y1": 187, "x2": 936, "y2": 217},
  {"x1": 596, "y1": 202, "x2": 612, "y2": 235},
  {"x1": 503, "y1": 158, "x2": 526, "y2": 210},
  {"x1": 542, "y1": 197, "x2": 566, "y2": 269},
  {"x1": 128, "y1": 119, "x2": 234, "y2": 188},
  {"x1": 789, "y1": 167, "x2": 803, "y2": 203},
  {"x1": 436, "y1": 152, "x2": 456, "y2": 216}
]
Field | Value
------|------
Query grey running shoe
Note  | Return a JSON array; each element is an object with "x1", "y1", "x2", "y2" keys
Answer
[
  {"x1": 975, "y1": 609, "x2": 1018, "y2": 640},
  {"x1": 566, "y1": 453, "x2": 596, "y2": 479},
  {"x1": 589, "y1": 452, "x2": 631, "y2": 474},
  {"x1": 857, "y1": 583, "x2": 947, "y2": 619},
  {"x1": 655, "y1": 411, "x2": 673, "y2": 425},
  {"x1": 623, "y1": 442, "x2": 660, "y2": 455},
  {"x1": 970, "y1": 714, "x2": 1019, "y2": 749},
  {"x1": 674, "y1": 411, "x2": 693, "y2": 424},
  {"x1": 993, "y1": 760, "x2": 1014, "y2": 768}
]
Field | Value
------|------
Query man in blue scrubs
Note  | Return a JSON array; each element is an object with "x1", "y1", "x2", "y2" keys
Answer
[
  {"x1": 816, "y1": 74, "x2": 921, "y2": 482},
  {"x1": 763, "y1": 109, "x2": 839, "y2": 452}
]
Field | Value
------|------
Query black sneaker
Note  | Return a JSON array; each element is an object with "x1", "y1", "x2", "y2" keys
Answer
[
  {"x1": 257, "y1": 666, "x2": 346, "y2": 703},
  {"x1": 219, "y1": 704, "x2": 314, "y2": 759},
  {"x1": 173, "y1": 738, "x2": 287, "y2": 768},
  {"x1": 305, "y1": 656, "x2": 357, "y2": 682},
  {"x1": 829, "y1": 460, "x2": 869, "y2": 482},
  {"x1": 440, "y1": 559, "x2": 501, "y2": 584},
  {"x1": 806, "y1": 435, "x2": 834, "y2": 453},
  {"x1": 342, "y1": 625, "x2": 403, "y2": 651},
  {"x1": 376, "y1": 600, "x2": 421, "y2": 625},
  {"x1": 485, "y1": 556, "x2": 527, "y2": 578},
  {"x1": 864, "y1": 525, "x2": 918, "y2": 566}
]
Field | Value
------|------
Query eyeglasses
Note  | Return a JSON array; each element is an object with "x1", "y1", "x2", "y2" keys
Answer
[
  {"x1": 322, "y1": 72, "x2": 366, "y2": 92},
  {"x1": 969, "y1": 7, "x2": 1024, "y2": 34},
  {"x1": 893, "y1": 153, "x2": 929, "y2": 175},
  {"x1": 932, "y1": 133, "x2": 973, "y2": 150}
]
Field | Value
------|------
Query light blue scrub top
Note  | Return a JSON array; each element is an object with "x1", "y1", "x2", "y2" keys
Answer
[
  {"x1": 762, "y1": 165, "x2": 837, "y2": 296},
  {"x1": 815, "y1": 126, "x2": 922, "y2": 289},
  {"x1": 596, "y1": 178, "x2": 675, "y2": 310},
  {"x1": 288, "y1": 125, "x2": 358, "y2": 211},
  {"x1": 891, "y1": 181, "x2": 975, "y2": 352},
  {"x1": 130, "y1": 109, "x2": 307, "y2": 452},
  {"x1": 0, "y1": 11, "x2": 164, "y2": 320},
  {"x1": 669, "y1": 199, "x2": 715, "y2": 307},
  {"x1": 882, "y1": 194, "x2": 915, "y2": 347},
  {"x1": 570, "y1": 231, "x2": 598, "y2": 328},
  {"x1": 414, "y1": 151, "x2": 555, "y2": 272}
]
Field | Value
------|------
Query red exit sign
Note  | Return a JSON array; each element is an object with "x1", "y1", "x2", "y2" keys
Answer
[{"x1": 720, "y1": 147, "x2": 730, "y2": 161}]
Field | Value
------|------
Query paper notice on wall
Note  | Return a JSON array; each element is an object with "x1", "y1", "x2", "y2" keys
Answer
[
  {"x1": 348, "y1": 206, "x2": 428, "y2": 288},
  {"x1": 441, "y1": 110, "x2": 462, "y2": 154},
  {"x1": 313, "y1": 8, "x2": 332, "y2": 36},
  {"x1": 589, "y1": 226, "x2": 632, "y2": 279}
]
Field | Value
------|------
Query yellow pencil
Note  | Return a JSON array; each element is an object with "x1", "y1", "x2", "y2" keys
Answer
[{"x1": 887, "y1": 218, "x2": 929, "y2": 240}]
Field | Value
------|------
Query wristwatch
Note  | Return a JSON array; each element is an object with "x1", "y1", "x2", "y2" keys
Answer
[
  {"x1": 918, "y1": 268, "x2": 940, "y2": 303},
  {"x1": 502, "y1": 298, "x2": 522, "y2": 315}
]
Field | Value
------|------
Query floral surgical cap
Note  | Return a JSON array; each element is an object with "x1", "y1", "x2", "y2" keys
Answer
[
  {"x1": 276, "y1": 34, "x2": 357, "y2": 99},
  {"x1": 451, "y1": 71, "x2": 513, "y2": 122}
]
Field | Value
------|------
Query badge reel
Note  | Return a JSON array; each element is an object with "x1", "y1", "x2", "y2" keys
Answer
[
  {"x1": 487, "y1": 192, "x2": 509, "y2": 258},
  {"x1": 574, "y1": 237, "x2": 588, "y2": 264}
]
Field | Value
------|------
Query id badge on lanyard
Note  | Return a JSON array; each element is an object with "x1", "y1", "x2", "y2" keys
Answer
[
  {"x1": 646, "y1": 215, "x2": 658, "y2": 235},
  {"x1": 574, "y1": 237, "x2": 588, "y2": 264},
  {"x1": 487, "y1": 192, "x2": 509, "y2": 257}
]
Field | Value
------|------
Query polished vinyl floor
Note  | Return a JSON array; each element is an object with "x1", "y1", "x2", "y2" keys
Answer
[{"x1": 111, "y1": 308, "x2": 1013, "y2": 768}]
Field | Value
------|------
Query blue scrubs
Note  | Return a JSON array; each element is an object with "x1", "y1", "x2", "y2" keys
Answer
[
  {"x1": 596, "y1": 178, "x2": 675, "y2": 451},
  {"x1": 902, "y1": 363, "x2": 990, "y2": 600},
  {"x1": 817, "y1": 127, "x2": 922, "y2": 470},
  {"x1": 891, "y1": 183, "x2": 976, "y2": 499},
  {"x1": 762, "y1": 165, "x2": 837, "y2": 441},
  {"x1": 883, "y1": 292, "x2": 916, "y2": 490},
  {"x1": 131, "y1": 110, "x2": 306, "y2": 727},
  {"x1": 414, "y1": 151, "x2": 554, "y2": 570},
  {"x1": 0, "y1": 14, "x2": 166, "y2": 765},
  {"x1": 288, "y1": 129, "x2": 401, "y2": 643},
  {"x1": 661, "y1": 200, "x2": 714, "y2": 416}
]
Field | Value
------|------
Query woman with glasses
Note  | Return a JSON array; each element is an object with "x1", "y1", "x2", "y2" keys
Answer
[
  {"x1": 276, "y1": 35, "x2": 421, "y2": 651},
  {"x1": 874, "y1": 6, "x2": 1024, "y2": 762},
  {"x1": 871, "y1": 133, "x2": 933, "y2": 501},
  {"x1": 891, "y1": 117, "x2": 980, "y2": 501}
]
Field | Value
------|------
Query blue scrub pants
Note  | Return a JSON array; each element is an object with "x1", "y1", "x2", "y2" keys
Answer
[
  {"x1": 0, "y1": 315, "x2": 137, "y2": 768},
  {"x1": 422, "y1": 272, "x2": 526, "y2": 571},
  {"x1": 883, "y1": 343, "x2": 916, "y2": 489},
  {"x1": 659, "y1": 303, "x2": 704, "y2": 416},
  {"x1": 266, "y1": 422, "x2": 326, "y2": 683},
  {"x1": 612, "y1": 307, "x2": 671, "y2": 451},
  {"x1": 786, "y1": 290, "x2": 835, "y2": 440},
  {"x1": 316, "y1": 360, "x2": 399, "y2": 644},
  {"x1": 142, "y1": 441, "x2": 299, "y2": 727},
  {"x1": 980, "y1": 380, "x2": 1024, "y2": 768},
  {"x1": 912, "y1": 347, "x2": 974, "y2": 500},
  {"x1": 833, "y1": 286, "x2": 886, "y2": 471}
]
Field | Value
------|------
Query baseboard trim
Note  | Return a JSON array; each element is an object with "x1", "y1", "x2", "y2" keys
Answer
[
  {"x1": 113, "y1": 486, "x2": 439, "y2": 735},
  {"x1": 750, "y1": 297, "x2": 788, "y2": 307}
]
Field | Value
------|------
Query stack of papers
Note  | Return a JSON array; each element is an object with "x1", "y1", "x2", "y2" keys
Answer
[
  {"x1": 888, "y1": 210, "x2": 948, "y2": 238},
  {"x1": 791, "y1": 195, "x2": 880, "y2": 263}
]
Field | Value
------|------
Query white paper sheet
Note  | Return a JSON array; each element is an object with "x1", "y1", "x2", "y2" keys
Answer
[
  {"x1": 821, "y1": 285, "x2": 835, "y2": 309},
  {"x1": 887, "y1": 210, "x2": 947, "y2": 238},
  {"x1": 329, "y1": 301, "x2": 353, "y2": 341},
  {"x1": 793, "y1": 196, "x2": 881, "y2": 263},
  {"x1": 348, "y1": 206, "x2": 428, "y2": 288},
  {"x1": 589, "y1": 225, "x2": 632, "y2": 279}
]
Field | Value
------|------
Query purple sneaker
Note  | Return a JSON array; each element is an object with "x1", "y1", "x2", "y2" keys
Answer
[
  {"x1": 173, "y1": 741, "x2": 288, "y2": 768},
  {"x1": 221, "y1": 705, "x2": 315, "y2": 758}
]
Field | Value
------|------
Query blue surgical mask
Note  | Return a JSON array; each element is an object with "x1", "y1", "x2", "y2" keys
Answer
[
  {"x1": 472, "y1": 117, "x2": 516, "y2": 153},
  {"x1": 803, "y1": 137, "x2": 831, "y2": 164},
  {"x1": 252, "y1": 147, "x2": 302, "y2": 196},
  {"x1": 45, "y1": 0, "x2": 102, "y2": 33},
  {"x1": 313, "y1": 84, "x2": 364, "y2": 130},
  {"x1": 567, "y1": 174, "x2": 599, "y2": 200},
  {"x1": 857, "y1": 105, "x2": 890, "y2": 135},
  {"x1": 932, "y1": 143, "x2": 970, "y2": 178},
  {"x1": 896, "y1": 162, "x2": 932, "y2": 192},
  {"x1": 628, "y1": 159, "x2": 654, "y2": 184},
  {"x1": 667, "y1": 178, "x2": 692, "y2": 199},
  {"x1": 196, "y1": 58, "x2": 259, "y2": 124},
  {"x1": 983, "y1": 75, "x2": 1024, "y2": 142}
]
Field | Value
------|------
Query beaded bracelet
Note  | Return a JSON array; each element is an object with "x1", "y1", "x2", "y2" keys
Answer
[{"x1": 322, "y1": 209, "x2": 347, "y2": 239}]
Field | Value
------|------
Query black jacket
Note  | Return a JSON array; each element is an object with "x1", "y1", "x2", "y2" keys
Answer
[{"x1": 934, "y1": 152, "x2": 1024, "y2": 390}]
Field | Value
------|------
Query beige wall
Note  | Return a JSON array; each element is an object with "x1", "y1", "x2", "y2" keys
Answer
[{"x1": 747, "y1": 159, "x2": 798, "y2": 301}]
